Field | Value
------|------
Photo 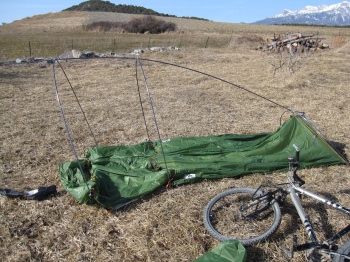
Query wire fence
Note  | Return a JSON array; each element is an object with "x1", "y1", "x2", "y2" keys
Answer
[{"x1": 0, "y1": 33, "x2": 233, "y2": 62}]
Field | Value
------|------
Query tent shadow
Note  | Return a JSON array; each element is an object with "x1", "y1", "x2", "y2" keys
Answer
[{"x1": 330, "y1": 140, "x2": 348, "y2": 163}]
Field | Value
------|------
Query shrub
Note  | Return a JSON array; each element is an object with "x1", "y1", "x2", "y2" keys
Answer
[
  {"x1": 83, "y1": 16, "x2": 177, "y2": 34},
  {"x1": 122, "y1": 16, "x2": 177, "y2": 34},
  {"x1": 83, "y1": 21, "x2": 123, "y2": 32}
]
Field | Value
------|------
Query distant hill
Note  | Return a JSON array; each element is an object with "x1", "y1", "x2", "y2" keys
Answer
[{"x1": 63, "y1": 0, "x2": 208, "y2": 21}]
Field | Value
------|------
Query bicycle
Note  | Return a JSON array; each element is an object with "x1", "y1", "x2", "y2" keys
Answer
[{"x1": 203, "y1": 144, "x2": 350, "y2": 261}]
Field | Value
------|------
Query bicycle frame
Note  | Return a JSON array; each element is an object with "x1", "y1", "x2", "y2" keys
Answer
[{"x1": 288, "y1": 182, "x2": 350, "y2": 253}]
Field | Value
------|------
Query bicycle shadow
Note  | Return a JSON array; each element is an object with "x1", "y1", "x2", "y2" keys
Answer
[
  {"x1": 339, "y1": 189, "x2": 350, "y2": 195},
  {"x1": 245, "y1": 246, "x2": 273, "y2": 261},
  {"x1": 242, "y1": 196, "x2": 340, "y2": 261},
  {"x1": 270, "y1": 190, "x2": 345, "y2": 245}
]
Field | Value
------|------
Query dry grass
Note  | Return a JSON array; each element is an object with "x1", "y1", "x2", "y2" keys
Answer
[{"x1": 1, "y1": 13, "x2": 350, "y2": 262}]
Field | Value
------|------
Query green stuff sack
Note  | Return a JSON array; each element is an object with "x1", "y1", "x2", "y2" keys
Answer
[{"x1": 193, "y1": 240, "x2": 246, "y2": 262}]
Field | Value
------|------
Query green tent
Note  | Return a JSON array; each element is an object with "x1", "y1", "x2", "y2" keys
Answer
[
  {"x1": 59, "y1": 115, "x2": 347, "y2": 209},
  {"x1": 193, "y1": 240, "x2": 246, "y2": 262}
]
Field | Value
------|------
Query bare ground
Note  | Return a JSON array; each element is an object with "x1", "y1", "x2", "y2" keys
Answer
[{"x1": 1, "y1": 31, "x2": 350, "y2": 261}]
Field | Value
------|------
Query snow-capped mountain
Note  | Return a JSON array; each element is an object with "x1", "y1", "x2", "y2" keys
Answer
[{"x1": 254, "y1": 1, "x2": 350, "y2": 26}]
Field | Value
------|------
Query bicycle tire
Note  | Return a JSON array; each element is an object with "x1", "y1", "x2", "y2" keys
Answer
[
  {"x1": 203, "y1": 187, "x2": 282, "y2": 246},
  {"x1": 333, "y1": 240, "x2": 350, "y2": 262}
]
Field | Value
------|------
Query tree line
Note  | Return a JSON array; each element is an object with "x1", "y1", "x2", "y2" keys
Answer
[{"x1": 63, "y1": 0, "x2": 208, "y2": 21}]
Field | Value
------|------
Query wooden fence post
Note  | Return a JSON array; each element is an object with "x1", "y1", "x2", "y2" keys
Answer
[
  {"x1": 179, "y1": 36, "x2": 183, "y2": 48},
  {"x1": 228, "y1": 35, "x2": 233, "y2": 46},
  {"x1": 29, "y1": 41, "x2": 32, "y2": 57},
  {"x1": 205, "y1": 36, "x2": 209, "y2": 48}
]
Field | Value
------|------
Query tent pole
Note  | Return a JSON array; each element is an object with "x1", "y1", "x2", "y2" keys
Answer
[{"x1": 137, "y1": 58, "x2": 172, "y2": 184}]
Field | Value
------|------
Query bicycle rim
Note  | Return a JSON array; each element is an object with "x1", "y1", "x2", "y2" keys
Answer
[{"x1": 203, "y1": 187, "x2": 281, "y2": 246}]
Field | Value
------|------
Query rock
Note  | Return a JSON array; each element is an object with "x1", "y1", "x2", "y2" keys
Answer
[
  {"x1": 150, "y1": 47, "x2": 165, "y2": 51},
  {"x1": 133, "y1": 49, "x2": 144, "y2": 54},
  {"x1": 72, "y1": 50, "x2": 83, "y2": 58},
  {"x1": 38, "y1": 62, "x2": 47, "y2": 68},
  {"x1": 320, "y1": 43, "x2": 330, "y2": 49},
  {"x1": 82, "y1": 50, "x2": 96, "y2": 58},
  {"x1": 166, "y1": 46, "x2": 180, "y2": 50},
  {"x1": 59, "y1": 50, "x2": 83, "y2": 60},
  {"x1": 59, "y1": 51, "x2": 73, "y2": 60}
]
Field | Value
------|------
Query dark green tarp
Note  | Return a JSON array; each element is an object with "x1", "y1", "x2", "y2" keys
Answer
[
  {"x1": 59, "y1": 115, "x2": 347, "y2": 208},
  {"x1": 193, "y1": 240, "x2": 246, "y2": 262}
]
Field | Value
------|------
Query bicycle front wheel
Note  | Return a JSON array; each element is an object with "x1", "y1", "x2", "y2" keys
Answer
[{"x1": 203, "y1": 187, "x2": 282, "y2": 246}]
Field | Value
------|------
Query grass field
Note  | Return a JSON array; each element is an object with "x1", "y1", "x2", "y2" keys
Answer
[
  {"x1": 1, "y1": 11, "x2": 350, "y2": 261},
  {"x1": 1, "y1": 11, "x2": 349, "y2": 61}
]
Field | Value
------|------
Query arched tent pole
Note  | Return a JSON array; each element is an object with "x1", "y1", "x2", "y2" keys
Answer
[
  {"x1": 50, "y1": 56, "x2": 347, "y2": 167},
  {"x1": 136, "y1": 58, "x2": 349, "y2": 165},
  {"x1": 51, "y1": 59, "x2": 92, "y2": 197},
  {"x1": 137, "y1": 57, "x2": 172, "y2": 185},
  {"x1": 45, "y1": 55, "x2": 296, "y2": 114},
  {"x1": 134, "y1": 57, "x2": 348, "y2": 167},
  {"x1": 139, "y1": 57, "x2": 295, "y2": 114}
]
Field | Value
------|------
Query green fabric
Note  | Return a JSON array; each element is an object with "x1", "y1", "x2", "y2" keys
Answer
[
  {"x1": 59, "y1": 115, "x2": 347, "y2": 208},
  {"x1": 193, "y1": 240, "x2": 246, "y2": 262}
]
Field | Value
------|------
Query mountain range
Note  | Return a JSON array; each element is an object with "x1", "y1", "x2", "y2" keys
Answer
[{"x1": 254, "y1": 1, "x2": 350, "y2": 26}]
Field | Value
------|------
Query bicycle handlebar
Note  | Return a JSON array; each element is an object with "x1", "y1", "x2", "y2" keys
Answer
[
  {"x1": 293, "y1": 144, "x2": 300, "y2": 162},
  {"x1": 290, "y1": 144, "x2": 305, "y2": 186}
]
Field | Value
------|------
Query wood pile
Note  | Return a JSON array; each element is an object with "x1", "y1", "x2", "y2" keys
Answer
[{"x1": 263, "y1": 33, "x2": 329, "y2": 53}]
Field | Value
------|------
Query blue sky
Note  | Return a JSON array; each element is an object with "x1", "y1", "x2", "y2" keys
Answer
[{"x1": 0, "y1": 0, "x2": 344, "y2": 24}]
